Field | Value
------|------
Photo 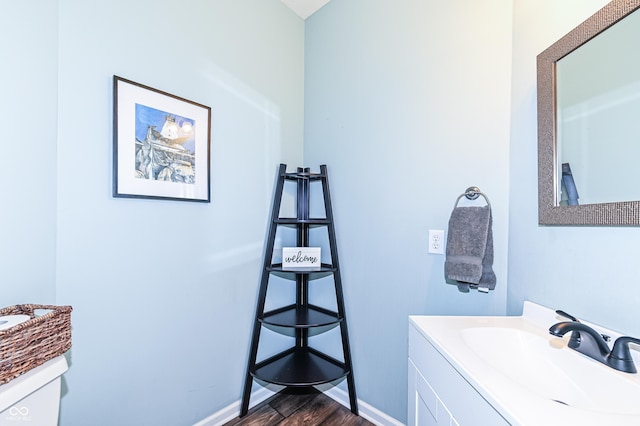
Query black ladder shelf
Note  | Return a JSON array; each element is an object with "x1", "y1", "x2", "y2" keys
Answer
[{"x1": 240, "y1": 164, "x2": 358, "y2": 416}]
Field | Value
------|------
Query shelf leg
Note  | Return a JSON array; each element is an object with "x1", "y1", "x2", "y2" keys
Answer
[{"x1": 240, "y1": 164, "x2": 287, "y2": 416}]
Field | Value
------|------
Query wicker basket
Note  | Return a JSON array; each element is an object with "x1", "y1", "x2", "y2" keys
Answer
[{"x1": 0, "y1": 304, "x2": 72, "y2": 385}]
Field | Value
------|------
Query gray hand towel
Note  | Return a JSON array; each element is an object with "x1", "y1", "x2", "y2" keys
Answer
[{"x1": 445, "y1": 205, "x2": 496, "y2": 292}]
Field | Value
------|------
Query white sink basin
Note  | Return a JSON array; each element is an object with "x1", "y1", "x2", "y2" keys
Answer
[
  {"x1": 460, "y1": 326, "x2": 640, "y2": 415},
  {"x1": 409, "y1": 302, "x2": 640, "y2": 425}
]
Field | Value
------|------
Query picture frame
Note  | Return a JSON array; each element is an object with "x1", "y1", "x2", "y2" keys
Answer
[{"x1": 113, "y1": 76, "x2": 211, "y2": 202}]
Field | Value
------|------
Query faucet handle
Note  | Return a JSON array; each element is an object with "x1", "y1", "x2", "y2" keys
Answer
[
  {"x1": 608, "y1": 336, "x2": 640, "y2": 374},
  {"x1": 556, "y1": 309, "x2": 579, "y2": 322}
]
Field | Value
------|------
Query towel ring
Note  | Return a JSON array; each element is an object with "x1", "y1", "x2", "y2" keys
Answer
[{"x1": 453, "y1": 186, "x2": 491, "y2": 208}]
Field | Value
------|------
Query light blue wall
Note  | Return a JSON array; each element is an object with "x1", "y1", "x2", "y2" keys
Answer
[
  {"x1": 303, "y1": 0, "x2": 513, "y2": 422},
  {"x1": 2, "y1": 0, "x2": 303, "y2": 425},
  {"x1": 508, "y1": 0, "x2": 640, "y2": 334},
  {"x1": 1, "y1": 2, "x2": 58, "y2": 305}
]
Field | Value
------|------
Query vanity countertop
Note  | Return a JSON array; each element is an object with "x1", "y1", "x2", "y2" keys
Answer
[{"x1": 409, "y1": 302, "x2": 640, "y2": 425}]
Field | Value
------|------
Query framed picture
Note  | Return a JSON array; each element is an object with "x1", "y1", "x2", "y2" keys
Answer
[{"x1": 113, "y1": 76, "x2": 211, "y2": 202}]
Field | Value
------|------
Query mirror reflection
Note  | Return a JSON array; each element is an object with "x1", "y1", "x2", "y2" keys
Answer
[{"x1": 555, "y1": 8, "x2": 640, "y2": 206}]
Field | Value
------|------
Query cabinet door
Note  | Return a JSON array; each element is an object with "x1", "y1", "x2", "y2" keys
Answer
[
  {"x1": 417, "y1": 398, "x2": 438, "y2": 426},
  {"x1": 409, "y1": 359, "x2": 442, "y2": 426}
]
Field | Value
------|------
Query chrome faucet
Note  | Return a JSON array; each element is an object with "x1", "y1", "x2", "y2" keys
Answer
[{"x1": 549, "y1": 319, "x2": 640, "y2": 374}]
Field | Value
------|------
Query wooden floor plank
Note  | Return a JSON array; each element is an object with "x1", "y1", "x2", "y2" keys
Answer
[
  {"x1": 320, "y1": 404, "x2": 371, "y2": 426},
  {"x1": 276, "y1": 393, "x2": 340, "y2": 426},
  {"x1": 226, "y1": 389, "x2": 374, "y2": 426},
  {"x1": 269, "y1": 388, "x2": 321, "y2": 418},
  {"x1": 223, "y1": 402, "x2": 284, "y2": 426}
]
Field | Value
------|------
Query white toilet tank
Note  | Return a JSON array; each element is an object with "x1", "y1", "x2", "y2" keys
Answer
[{"x1": 0, "y1": 355, "x2": 68, "y2": 425}]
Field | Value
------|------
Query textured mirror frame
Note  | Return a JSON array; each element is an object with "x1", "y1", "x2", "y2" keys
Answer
[{"x1": 537, "y1": 0, "x2": 640, "y2": 226}]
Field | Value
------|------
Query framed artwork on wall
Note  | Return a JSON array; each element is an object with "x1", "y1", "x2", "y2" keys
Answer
[{"x1": 113, "y1": 76, "x2": 211, "y2": 202}]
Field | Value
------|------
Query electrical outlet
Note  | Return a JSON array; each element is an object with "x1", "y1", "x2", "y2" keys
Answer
[{"x1": 428, "y1": 229, "x2": 445, "y2": 254}]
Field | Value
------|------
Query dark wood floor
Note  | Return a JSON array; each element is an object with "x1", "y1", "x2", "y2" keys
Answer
[{"x1": 224, "y1": 388, "x2": 374, "y2": 426}]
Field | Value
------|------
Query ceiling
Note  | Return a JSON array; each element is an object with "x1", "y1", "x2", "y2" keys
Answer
[{"x1": 281, "y1": 0, "x2": 331, "y2": 19}]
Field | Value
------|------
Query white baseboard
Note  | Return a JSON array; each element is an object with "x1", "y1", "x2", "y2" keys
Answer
[
  {"x1": 322, "y1": 387, "x2": 405, "y2": 426},
  {"x1": 192, "y1": 387, "x2": 276, "y2": 426},
  {"x1": 193, "y1": 386, "x2": 404, "y2": 426}
]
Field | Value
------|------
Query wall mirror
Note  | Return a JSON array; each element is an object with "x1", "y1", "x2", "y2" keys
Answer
[{"x1": 537, "y1": 0, "x2": 640, "y2": 225}]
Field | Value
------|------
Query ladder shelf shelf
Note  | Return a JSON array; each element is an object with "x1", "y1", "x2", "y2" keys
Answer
[
  {"x1": 260, "y1": 304, "x2": 342, "y2": 329},
  {"x1": 250, "y1": 347, "x2": 349, "y2": 387}
]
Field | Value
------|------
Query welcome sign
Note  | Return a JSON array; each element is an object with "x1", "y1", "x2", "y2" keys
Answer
[{"x1": 282, "y1": 247, "x2": 321, "y2": 269}]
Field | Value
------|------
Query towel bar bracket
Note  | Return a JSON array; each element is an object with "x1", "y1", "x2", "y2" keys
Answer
[
  {"x1": 453, "y1": 186, "x2": 491, "y2": 209},
  {"x1": 464, "y1": 186, "x2": 481, "y2": 200}
]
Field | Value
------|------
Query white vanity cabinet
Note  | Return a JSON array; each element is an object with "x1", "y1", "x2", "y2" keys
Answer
[{"x1": 408, "y1": 320, "x2": 510, "y2": 426}]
